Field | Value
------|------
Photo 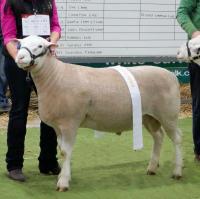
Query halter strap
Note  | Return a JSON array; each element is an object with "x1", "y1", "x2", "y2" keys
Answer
[
  {"x1": 20, "y1": 46, "x2": 48, "y2": 66},
  {"x1": 186, "y1": 41, "x2": 200, "y2": 62}
]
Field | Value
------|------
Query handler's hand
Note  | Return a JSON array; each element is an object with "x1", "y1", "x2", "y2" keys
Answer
[
  {"x1": 46, "y1": 37, "x2": 57, "y2": 56},
  {"x1": 50, "y1": 47, "x2": 57, "y2": 56},
  {"x1": 192, "y1": 31, "x2": 200, "y2": 38}
]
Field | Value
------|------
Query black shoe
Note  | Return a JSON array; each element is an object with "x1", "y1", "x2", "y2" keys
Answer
[
  {"x1": 8, "y1": 169, "x2": 26, "y2": 182},
  {"x1": 0, "y1": 98, "x2": 11, "y2": 113},
  {"x1": 195, "y1": 153, "x2": 200, "y2": 162},
  {"x1": 39, "y1": 164, "x2": 61, "y2": 175}
]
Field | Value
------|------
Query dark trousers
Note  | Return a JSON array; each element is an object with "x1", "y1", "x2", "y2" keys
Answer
[
  {"x1": 0, "y1": 40, "x2": 7, "y2": 101},
  {"x1": 4, "y1": 56, "x2": 58, "y2": 171},
  {"x1": 189, "y1": 62, "x2": 200, "y2": 155}
]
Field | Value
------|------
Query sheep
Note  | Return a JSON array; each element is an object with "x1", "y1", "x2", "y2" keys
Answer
[
  {"x1": 177, "y1": 35, "x2": 200, "y2": 65},
  {"x1": 15, "y1": 35, "x2": 183, "y2": 191}
]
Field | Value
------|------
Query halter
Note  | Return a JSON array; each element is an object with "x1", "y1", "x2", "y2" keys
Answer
[
  {"x1": 20, "y1": 46, "x2": 48, "y2": 67},
  {"x1": 17, "y1": 43, "x2": 49, "y2": 88},
  {"x1": 186, "y1": 41, "x2": 200, "y2": 63}
]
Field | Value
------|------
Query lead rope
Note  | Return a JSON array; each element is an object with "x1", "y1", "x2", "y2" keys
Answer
[{"x1": 26, "y1": 72, "x2": 32, "y2": 88}]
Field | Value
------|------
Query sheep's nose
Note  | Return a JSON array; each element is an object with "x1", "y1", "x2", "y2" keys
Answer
[{"x1": 176, "y1": 49, "x2": 182, "y2": 59}]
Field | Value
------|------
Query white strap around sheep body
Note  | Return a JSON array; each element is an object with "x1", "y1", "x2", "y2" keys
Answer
[{"x1": 112, "y1": 65, "x2": 143, "y2": 150}]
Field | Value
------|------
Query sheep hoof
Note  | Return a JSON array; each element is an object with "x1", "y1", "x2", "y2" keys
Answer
[
  {"x1": 172, "y1": 174, "x2": 182, "y2": 180},
  {"x1": 116, "y1": 132, "x2": 122, "y2": 136},
  {"x1": 147, "y1": 170, "x2": 156, "y2": 175},
  {"x1": 56, "y1": 187, "x2": 69, "y2": 192}
]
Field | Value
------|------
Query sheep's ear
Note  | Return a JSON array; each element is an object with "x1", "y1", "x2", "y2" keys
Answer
[
  {"x1": 10, "y1": 38, "x2": 21, "y2": 42},
  {"x1": 10, "y1": 38, "x2": 22, "y2": 49},
  {"x1": 16, "y1": 39, "x2": 22, "y2": 42},
  {"x1": 49, "y1": 43, "x2": 58, "y2": 49},
  {"x1": 10, "y1": 38, "x2": 22, "y2": 44},
  {"x1": 45, "y1": 40, "x2": 58, "y2": 49}
]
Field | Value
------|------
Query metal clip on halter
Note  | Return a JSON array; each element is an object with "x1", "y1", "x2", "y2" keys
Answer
[{"x1": 26, "y1": 72, "x2": 32, "y2": 88}]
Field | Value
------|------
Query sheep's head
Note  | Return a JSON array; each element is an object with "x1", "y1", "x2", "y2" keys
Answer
[
  {"x1": 177, "y1": 35, "x2": 200, "y2": 65},
  {"x1": 15, "y1": 35, "x2": 56, "y2": 70}
]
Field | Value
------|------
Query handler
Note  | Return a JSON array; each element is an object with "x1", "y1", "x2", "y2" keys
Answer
[
  {"x1": 0, "y1": 1, "x2": 10, "y2": 113},
  {"x1": 177, "y1": 0, "x2": 200, "y2": 161},
  {"x1": 1, "y1": 0, "x2": 61, "y2": 181}
]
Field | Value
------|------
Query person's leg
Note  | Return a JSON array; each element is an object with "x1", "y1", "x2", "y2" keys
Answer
[
  {"x1": 0, "y1": 43, "x2": 10, "y2": 112},
  {"x1": 38, "y1": 122, "x2": 60, "y2": 174},
  {"x1": 5, "y1": 56, "x2": 31, "y2": 181},
  {"x1": 188, "y1": 62, "x2": 200, "y2": 157}
]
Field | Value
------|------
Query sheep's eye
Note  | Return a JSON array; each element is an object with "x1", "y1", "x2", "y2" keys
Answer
[{"x1": 38, "y1": 45, "x2": 42, "y2": 48}]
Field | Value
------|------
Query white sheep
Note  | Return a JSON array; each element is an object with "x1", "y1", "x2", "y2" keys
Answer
[
  {"x1": 15, "y1": 35, "x2": 183, "y2": 191},
  {"x1": 177, "y1": 35, "x2": 200, "y2": 65}
]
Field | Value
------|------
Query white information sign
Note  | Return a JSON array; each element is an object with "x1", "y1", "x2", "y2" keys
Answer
[
  {"x1": 56, "y1": 0, "x2": 187, "y2": 58},
  {"x1": 22, "y1": 14, "x2": 50, "y2": 36}
]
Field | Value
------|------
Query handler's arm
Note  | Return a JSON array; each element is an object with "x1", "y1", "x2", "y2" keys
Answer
[
  {"x1": 1, "y1": 0, "x2": 18, "y2": 59},
  {"x1": 6, "y1": 41, "x2": 18, "y2": 60},
  {"x1": 176, "y1": 0, "x2": 198, "y2": 38},
  {"x1": 50, "y1": 0, "x2": 61, "y2": 43}
]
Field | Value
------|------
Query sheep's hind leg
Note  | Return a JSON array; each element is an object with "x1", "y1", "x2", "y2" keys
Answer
[
  {"x1": 143, "y1": 115, "x2": 164, "y2": 175},
  {"x1": 163, "y1": 122, "x2": 183, "y2": 179},
  {"x1": 56, "y1": 125, "x2": 78, "y2": 192}
]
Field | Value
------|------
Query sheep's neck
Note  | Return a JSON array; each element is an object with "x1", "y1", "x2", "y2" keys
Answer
[{"x1": 31, "y1": 55, "x2": 61, "y2": 94}]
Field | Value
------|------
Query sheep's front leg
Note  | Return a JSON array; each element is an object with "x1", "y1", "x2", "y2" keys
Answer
[{"x1": 56, "y1": 126, "x2": 77, "y2": 192}]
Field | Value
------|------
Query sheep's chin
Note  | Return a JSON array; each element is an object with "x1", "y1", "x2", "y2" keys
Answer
[{"x1": 18, "y1": 63, "x2": 33, "y2": 71}]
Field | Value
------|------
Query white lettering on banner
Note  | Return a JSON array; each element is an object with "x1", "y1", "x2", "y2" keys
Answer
[{"x1": 173, "y1": 70, "x2": 189, "y2": 77}]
